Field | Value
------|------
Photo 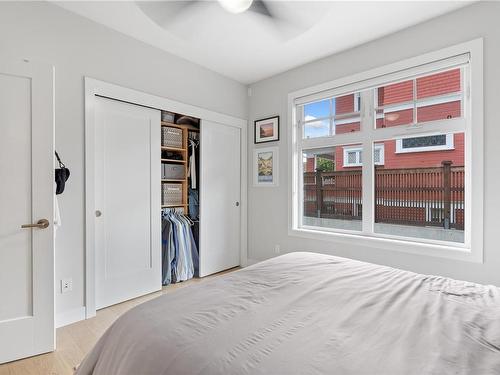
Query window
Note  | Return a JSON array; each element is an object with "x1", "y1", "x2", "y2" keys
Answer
[
  {"x1": 300, "y1": 92, "x2": 362, "y2": 139},
  {"x1": 343, "y1": 144, "x2": 384, "y2": 167},
  {"x1": 374, "y1": 132, "x2": 465, "y2": 244},
  {"x1": 375, "y1": 69, "x2": 462, "y2": 129},
  {"x1": 354, "y1": 92, "x2": 361, "y2": 112},
  {"x1": 396, "y1": 134, "x2": 454, "y2": 153},
  {"x1": 302, "y1": 147, "x2": 362, "y2": 232},
  {"x1": 291, "y1": 40, "x2": 484, "y2": 262},
  {"x1": 343, "y1": 147, "x2": 362, "y2": 167}
]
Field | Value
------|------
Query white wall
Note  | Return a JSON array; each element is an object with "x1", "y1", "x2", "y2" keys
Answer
[
  {"x1": 247, "y1": 1, "x2": 500, "y2": 286},
  {"x1": 0, "y1": 1, "x2": 248, "y2": 321}
]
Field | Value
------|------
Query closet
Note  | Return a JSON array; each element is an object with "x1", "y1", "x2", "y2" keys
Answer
[
  {"x1": 159, "y1": 114, "x2": 242, "y2": 283},
  {"x1": 88, "y1": 80, "x2": 243, "y2": 312},
  {"x1": 160, "y1": 113, "x2": 201, "y2": 285}
]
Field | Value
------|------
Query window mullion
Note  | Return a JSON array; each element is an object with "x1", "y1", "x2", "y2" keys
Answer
[
  {"x1": 413, "y1": 78, "x2": 418, "y2": 124},
  {"x1": 361, "y1": 90, "x2": 375, "y2": 234}
]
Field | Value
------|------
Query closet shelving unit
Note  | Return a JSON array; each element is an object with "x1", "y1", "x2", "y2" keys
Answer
[{"x1": 161, "y1": 121, "x2": 189, "y2": 211}]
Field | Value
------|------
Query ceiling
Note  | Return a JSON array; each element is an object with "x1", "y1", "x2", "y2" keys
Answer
[{"x1": 53, "y1": 1, "x2": 472, "y2": 84}]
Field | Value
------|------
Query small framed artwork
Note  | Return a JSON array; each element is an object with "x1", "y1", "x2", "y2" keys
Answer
[
  {"x1": 254, "y1": 116, "x2": 279, "y2": 144},
  {"x1": 254, "y1": 147, "x2": 279, "y2": 187}
]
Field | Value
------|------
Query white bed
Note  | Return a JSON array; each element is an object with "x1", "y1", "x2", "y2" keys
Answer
[{"x1": 76, "y1": 252, "x2": 500, "y2": 374}]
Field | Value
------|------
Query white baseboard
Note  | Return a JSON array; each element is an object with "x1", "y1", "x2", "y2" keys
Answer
[
  {"x1": 245, "y1": 258, "x2": 261, "y2": 266},
  {"x1": 56, "y1": 306, "x2": 86, "y2": 328}
]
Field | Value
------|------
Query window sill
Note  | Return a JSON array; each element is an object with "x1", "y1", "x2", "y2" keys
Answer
[
  {"x1": 288, "y1": 226, "x2": 482, "y2": 263},
  {"x1": 395, "y1": 146, "x2": 455, "y2": 154}
]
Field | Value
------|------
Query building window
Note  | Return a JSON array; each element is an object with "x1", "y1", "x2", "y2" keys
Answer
[
  {"x1": 353, "y1": 92, "x2": 361, "y2": 112},
  {"x1": 291, "y1": 40, "x2": 484, "y2": 262},
  {"x1": 396, "y1": 133, "x2": 454, "y2": 153},
  {"x1": 343, "y1": 144, "x2": 384, "y2": 167}
]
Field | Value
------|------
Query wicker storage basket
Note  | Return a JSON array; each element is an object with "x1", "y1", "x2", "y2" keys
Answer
[
  {"x1": 162, "y1": 126, "x2": 183, "y2": 148},
  {"x1": 162, "y1": 164, "x2": 185, "y2": 179},
  {"x1": 162, "y1": 183, "x2": 183, "y2": 206}
]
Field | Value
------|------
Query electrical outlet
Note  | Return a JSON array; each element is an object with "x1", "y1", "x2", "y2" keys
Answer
[
  {"x1": 61, "y1": 278, "x2": 73, "y2": 293},
  {"x1": 274, "y1": 244, "x2": 281, "y2": 254}
]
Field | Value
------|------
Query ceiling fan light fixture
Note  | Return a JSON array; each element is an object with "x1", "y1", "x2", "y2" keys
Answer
[{"x1": 217, "y1": 0, "x2": 253, "y2": 14}]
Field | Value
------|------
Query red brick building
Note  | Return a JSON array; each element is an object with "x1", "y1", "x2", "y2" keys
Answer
[{"x1": 305, "y1": 68, "x2": 464, "y2": 172}]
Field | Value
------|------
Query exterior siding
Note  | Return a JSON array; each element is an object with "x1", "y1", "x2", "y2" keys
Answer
[
  {"x1": 336, "y1": 121, "x2": 360, "y2": 134},
  {"x1": 336, "y1": 93, "x2": 355, "y2": 114},
  {"x1": 308, "y1": 133, "x2": 464, "y2": 172},
  {"x1": 417, "y1": 69, "x2": 461, "y2": 98},
  {"x1": 382, "y1": 133, "x2": 464, "y2": 169},
  {"x1": 303, "y1": 68, "x2": 464, "y2": 173}
]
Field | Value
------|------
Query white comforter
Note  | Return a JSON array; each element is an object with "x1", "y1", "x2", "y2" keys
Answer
[{"x1": 76, "y1": 252, "x2": 500, "y2": 375}]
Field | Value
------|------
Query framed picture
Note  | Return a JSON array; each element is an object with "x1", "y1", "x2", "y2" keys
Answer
[
  {"x1": 254, "y1": 116, "x2": 279, "y2": 144},
  {"x1": 254, "y1": 147, "x2": 279, "y2": 187}
]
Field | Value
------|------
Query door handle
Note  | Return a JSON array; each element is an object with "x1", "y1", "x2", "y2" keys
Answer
[
  {"x1": 21, "y1": 219, "x2": 50, "y2": 229},
  {"x1": 95, "y1": 210, "x2": 102, "y2": 217},
  {"x1": 235, "y1": 202, "x2": 240, "y2": 207}
]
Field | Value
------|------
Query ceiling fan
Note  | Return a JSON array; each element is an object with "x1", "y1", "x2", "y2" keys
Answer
[
  {"x1": 137, "y1": 0, "x2": 315, "y2": 40},
  {"x1": 215, "y1": 0, "x2": 272, "y2": 15}
]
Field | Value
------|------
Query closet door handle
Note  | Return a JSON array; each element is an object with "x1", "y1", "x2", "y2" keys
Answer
[
  {"x1": 95, "y1": 210, "x2": 102, "y2": 217},
  {"x1": 235, "y1": 202, "x2": 240, "y2": 207},
  {"x1": 21, "y1": 219, "x2": 50, "y2": 229}
]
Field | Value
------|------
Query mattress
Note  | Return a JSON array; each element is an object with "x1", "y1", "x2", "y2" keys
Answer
[{"x1": 75, "y1": 252, "x2": 500, "y2": 375}]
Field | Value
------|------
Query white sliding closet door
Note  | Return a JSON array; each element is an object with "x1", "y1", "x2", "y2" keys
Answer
[
  {"x1": 94, "y1": 97, "x2": 161, "y2": 310},
  {"x1": 200, "y1": 120, "x2": 241, "y2": 276}
]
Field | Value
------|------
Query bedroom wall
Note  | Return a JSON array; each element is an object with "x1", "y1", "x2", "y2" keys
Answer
[
  {"x1": 247, "y1": 1, "x2": 500, "y2": 286},
  {"x1": 0, "y1": 1, "x2": 248, "y2": 324}
]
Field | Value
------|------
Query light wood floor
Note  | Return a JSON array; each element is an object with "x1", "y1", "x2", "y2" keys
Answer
[{"x1": 0, "y1": 269, "x2": 238, "y2": 375}]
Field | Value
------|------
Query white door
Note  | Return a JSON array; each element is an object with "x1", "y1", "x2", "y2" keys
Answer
[
  {"x1": 94, "y1": 97, "x2": 161, "y2": 310},
  {"x1": 0, "y1": 60, "x2": 54, "y2": 363},
  {"x1": 200, "y1": 120, "x2": 241, "y2": 276}
]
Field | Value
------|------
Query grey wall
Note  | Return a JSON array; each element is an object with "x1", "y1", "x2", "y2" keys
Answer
[
  {"x1": 247, "y1": 1, "x2": 500, "y2": 286},
  {"x1": 0, "y1": 1, "x2": 248, "y2": 318}
]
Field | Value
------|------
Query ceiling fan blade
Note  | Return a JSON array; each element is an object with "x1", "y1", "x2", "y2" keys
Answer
[
  {"x1": 136, "y1": 1, "x2": 200, "y2": 29},
  {"x1": 249, "y1": 0, "x2": 274, "y2": 19},
  {"x1": 248, "y1": 1, "x2": 315, "y2": 41}
]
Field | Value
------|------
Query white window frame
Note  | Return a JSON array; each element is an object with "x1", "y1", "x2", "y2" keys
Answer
[
  {"x1": 288, "y1": 39, "x2": 484, "y2": 263},
  {"x1": 353, "y1": 92, "x2": 361, "y2": 112},
  {"x1": 343, "y1": 146, "x2": 362, "y2": 167},
  {"x1": 395, "y1": 133, "x2": 454, "y2": 153},
  {"x1": 343, "y1": 144, "x2": 384, "y2": 167}
]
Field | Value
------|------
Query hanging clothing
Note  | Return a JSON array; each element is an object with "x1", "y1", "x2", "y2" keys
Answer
[
  {"x1": 188, "y1": 132, "x2": 199, "y2": 190},
  {"x1": 189, "y1": 140, "x2": 197, "y2": 189},
  {"x1": 188, "y1": 188, "x2": 199, "y2": 221},
  {"x1": 161, "y1": 218, "x2": 174, "y2": 285},
  {"x1": 161, "y1": 209, "x2": 198, "y2": 285}
]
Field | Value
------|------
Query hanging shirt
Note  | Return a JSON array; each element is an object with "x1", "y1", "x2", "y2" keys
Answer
[
  {"x1": 161, "y1": 218, "x2": 174, "y2": 285},
  {"x1": 189, "y1": 140, "x2": 197, "y2": 189}
]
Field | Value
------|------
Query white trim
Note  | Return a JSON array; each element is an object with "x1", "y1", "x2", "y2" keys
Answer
[
  {"x1": 288, "y1": 227, "x2": 479, "y2": 263},
  {"x1": 287, "y1": 38, "x2": 483, "y2": 263},
  {"x1": 293, "y1": 51, "x2": 470, "y2": 106},
  {"x1": 245, "y1": 258, "x2": 261, "y2": 267},
  {"x1": 55, "y1": 307, "x2": 86, "y2": 329},
  {"x1": 311, "y1": 92, "x2": 461, "y2": 128},
  {"x1": 378, "y1": 92, "x2": 462, "y2": 113},
  {"x1": 395, "y1": 133, "x2": 454, "y2": 153},
  {"x1": 85, "y1": 77, "x2": 248, "y2": 319},
  {"x1": 343, "y1": 144, "x2": 384, "y2": 167},
  {"x1": 353, "y1": 92, "x2": 361, "y2": 112},
  {"x1": 343, "y1": 146, "x2": 362, "y2": 167},
  {"x1": 336, "y1": 115, "x2": 361, "y2": 126}
]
